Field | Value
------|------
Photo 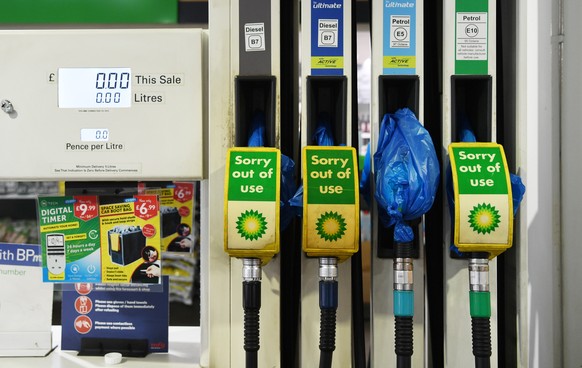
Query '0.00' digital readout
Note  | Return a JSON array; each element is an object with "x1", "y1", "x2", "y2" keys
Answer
[{"x1": 58, "y1": 68, "x2": 131, "y2": 108}]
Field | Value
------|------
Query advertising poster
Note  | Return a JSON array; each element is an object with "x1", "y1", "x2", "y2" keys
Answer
[
  {"x1": 99, "y1": 195, "x2": 162, "y2": 284},
  {"x1": 38, "y1": 196, "x2": 101, "y2": 283},
  {"x1": 142, "y1": 182, "x2": 195, "y2": 253}
]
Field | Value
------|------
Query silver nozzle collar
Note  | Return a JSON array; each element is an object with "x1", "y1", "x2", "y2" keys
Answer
[
  {"x1": 469, "y1": 258, "x2": 489, "y2": 292},
  {"x1": 393, "y1": 258, "x2": 414, "y2": 291},
  {"x1": 242, "y1": 258, "x2": 261, "y2": 282},
  {"x1": 319, "y1": 257, "x2": 338, "y2": 281}
]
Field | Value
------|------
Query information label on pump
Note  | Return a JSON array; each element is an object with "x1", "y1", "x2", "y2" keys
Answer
[
  {"x1": 244, "y1": 22, "x2": 266, "y2": 52},
  {"x1": 224, "y1": 148, "x2": 281, "y2": 263},
  {"x1": 383, "y1": 0, "x2": 417, "y2": 74},
  {"x1": 302, "y1": 146, "x2": 359, "y2": 260},
  {"x1": 311, "y1": 0, "x2": 344, "y2": 75},
  {"x1": 455, "y1": 0, "x2": 489, "y2": 74},
  {"x1": 449, "y1": 143, "x2": 513, "y2": 258}
]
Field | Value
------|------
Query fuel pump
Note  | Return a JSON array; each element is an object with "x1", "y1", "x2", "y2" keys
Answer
[
  {"x1": 369, "y1": 0, "x2": 428, "y2": 365},
  {"x1": 372, "y1": 109, "x2": 439, "y2": 367},
  {"x1": 302, "y1": 145, "x2": 359, "y2": 368},
  {"x1": 224, "y1": 147, "x2": 281, "y2": 368},
  {"x1": 448, "y1": 141, "x2": 524, "y2": 367},
  {"x1": 442, "y1": 0, "x2": 499, "y2": 364},
  {"x1": 208, "y1": 0, "x2": 284, "y2": 366},
  {"x1": 300, "y1": 0, "x2": 358, "y2": 366},
  {"x1": 0, "y1": 29, "x2": 205, "y2": 181},
  {"x1": 0, "y1": 25, "x2": 207, "y2": 358}
]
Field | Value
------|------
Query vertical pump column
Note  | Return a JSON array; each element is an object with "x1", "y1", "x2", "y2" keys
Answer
[
  {"x1": 370, "y1": 0, "x2": 425, "y2": 366},
  {"x1": 224, "y1": 147, "x2": 282, "y2": 368},
  {"x1": 448, "y1": 142, "x2": 514, "y2": 367},
  {"x1": 207, "y1": 0, "x2": 281, "y2": 366},
  {"x1": 442, "y1": 0, "x2": 498, "y2": 365},
  {"x1": 302, "y1": 146, "x2": 360, "y2": 368},
  {"x1": 300, "y1": 1, "x2": 356, "y2": 366}
]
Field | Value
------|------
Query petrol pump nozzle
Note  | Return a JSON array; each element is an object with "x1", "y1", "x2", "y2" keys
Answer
[
  {"x1": 319, "y1": 257, "x2": 338, "y2": 282},
  {"x1": 241, "y1": 258, "x2": 262, "y2": 368},
  {"x1": 394, "y1": 242, "x2": 414, "y2": 367},
  {"x1": 448, "y1": 142, "x2": 524, "y2": 367},
  {"x1": 469, "y1": 256, "x2": 489, "y2": 293},
  {"x1": 242, "y1": 257, "x2": 262, "y2": 282},
  {"x1": 224, "y1": 147, "x2": 281, "y2": 368},
  {"x1": 468, "y1": 254, "x2": 492, "y2": 368},
  {"x1": 373, "y1": 110, "x2": 440, "y2": 368},
  {"x1": 302, "y1": 146, "x2": 359, "y2": 368},
  {"x1": 318, "y1": 257, "x2": 338, "y2": 368}
]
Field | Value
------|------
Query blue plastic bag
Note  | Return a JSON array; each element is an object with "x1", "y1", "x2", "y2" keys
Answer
[
  {"x1": 373, "y1": 108, "x2": 440, "y2": 243},
  {"x1": 359, "y1": 144, "x2": 372, "y2": 206},
  {"x1": 247, "y1": 111, "x2": 266, "y2": 147},
  {"x1": 280, "y1": 154, "x2": 298, "y2": 231},
  {"x1": 510, "y1": 174, "x2": 526, "y2": 215},
  {"x1": 312, "y1": 116, "x2": 335, "y2": 146}
]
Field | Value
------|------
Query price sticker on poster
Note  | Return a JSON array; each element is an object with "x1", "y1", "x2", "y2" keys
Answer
[
  {"x1": 134, "y1": 196, "x2": 159, "y2": 221},
  {"x1": 74, "y1": 197, "x2": 99, "y2": 221},
  {"x1": 302, "y1": 146, "x2": 359, "y2": 261},
  {"x1": 224, "y1": 147, "x2": 281, "y2": 264},
  {"x1": 448, "y1": 142, "x2": 513, "y2": 258}
]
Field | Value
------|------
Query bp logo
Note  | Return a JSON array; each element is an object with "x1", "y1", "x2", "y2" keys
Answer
[
  {"x1": 468, "y1": 203, "x2": 501, "y2": 234},
  {"x1": 316, "y1": 211, "x2": 347, "y2": 242},
  {"x1": 236, "y1": 210, "x2": 268, "y2": 241}
]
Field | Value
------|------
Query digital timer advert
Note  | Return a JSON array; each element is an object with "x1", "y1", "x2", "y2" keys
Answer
[
  {"x1": 99, "y1": 195, "x2": 162, "y2": 284},
  {"x1": 37, "y1": 196, "x2": 102, "y2": 283}
]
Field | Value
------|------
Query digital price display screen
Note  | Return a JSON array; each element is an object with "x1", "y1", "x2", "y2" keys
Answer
[
  {"x1": 58, "y1": 68, "x2": 131, "y2": 108},
  {"x1": 80, "y1": 128, "x2": 110, "y2": 142}
]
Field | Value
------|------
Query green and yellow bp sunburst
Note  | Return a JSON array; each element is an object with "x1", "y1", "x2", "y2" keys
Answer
[
  {"x1": 468, "y1": 203, "x2": 501, "y2": 234},
  {"x1": 236, "y1": 210, "x2": 268, "y2": 241},
  {"x1": 316, "y1": 211, "x2": 347, "y2": 242}
]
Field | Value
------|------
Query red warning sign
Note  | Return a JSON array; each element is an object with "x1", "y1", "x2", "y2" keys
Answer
[
  {"x1": 75, "y1": 296, "x2": 93, "y2": 314},
  {"x1": 75, "y1": 283, "x2": 93, "y2": 295},
  {"x1": 74, "y1": 315, "x2": 92, "y2": 334}
]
